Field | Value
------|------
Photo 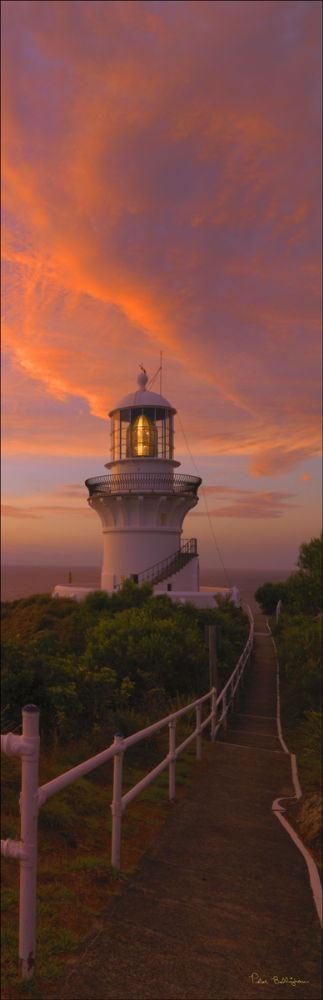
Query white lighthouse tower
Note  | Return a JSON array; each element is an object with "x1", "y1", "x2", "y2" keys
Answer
[
  {"x1": 85, "y1": 370, "x2": 201, "y2": 593},
  {"x1": 53, "y1": 370, "x2": 240, "y2": 606}
]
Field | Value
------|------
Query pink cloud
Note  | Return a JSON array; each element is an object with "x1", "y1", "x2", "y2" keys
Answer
[
  {"x1": 2, "y1": 0, "x2": 321, "y2": 475},
  {"x1": 193, "y1": 487, "x2": 299, "y2": 519},
  {"x1": 1, "y1": 505, "x2": 41, "y2": 520},
  {"x1": 2, "y1": 503, "x2": 91, "y2": 520}
]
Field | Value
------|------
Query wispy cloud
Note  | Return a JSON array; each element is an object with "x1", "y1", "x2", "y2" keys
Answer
[
  {"x1": 56, "y1": 484, "x2": 85, "y2": 498},
  {"x1": 2, "y1": 1, "x2": 321, "y2": 475},
  {"x1": 194, "y1": 486, "x2": 299, "y2": 519},
  {"x1": 2, "y1": 503, "x2": 91, "y2": 520},
  {"x1": 1, "y1": 505, "x2": 41, "y2": 520}
]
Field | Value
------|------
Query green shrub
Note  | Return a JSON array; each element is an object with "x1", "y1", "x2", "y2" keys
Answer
[
  {"x1": 1, "y1": 583, "x2": 249, "y2": 745},
  {"x1": 255, "y1": 581, "x2": 286, "y2": 614}
]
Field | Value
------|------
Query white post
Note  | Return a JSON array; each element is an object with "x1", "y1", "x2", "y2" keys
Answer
[
  {"x1": 222, "y1": 693, "x2": 227, "y2": 730},
  {"x1": 111, "y1": 734, "x2": 124, "y2": 870},
  {"x1": 196, "y1": 704, "x2": 202, "y2": 760},
  {"x1": 19, "y1": 704, "x2": 40, "y2": 979},
  {"x1": 168, "y1": 720, "x2": 176, "y2": 801},
  {"x1": 211, "y1": 688, "x2": 217, "y2": 742},
  {"x1": 208, "y1": 626, "x2": 217, "y2": 691}
]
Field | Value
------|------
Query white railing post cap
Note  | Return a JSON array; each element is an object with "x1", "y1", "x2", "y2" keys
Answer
[{"x1": 22, "y1": 705, "x2": 39, "y2": 741}]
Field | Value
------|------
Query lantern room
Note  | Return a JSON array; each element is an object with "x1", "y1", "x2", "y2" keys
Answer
[{"x1": 109, "y1": 371, "x2": 176, "y2": 463}]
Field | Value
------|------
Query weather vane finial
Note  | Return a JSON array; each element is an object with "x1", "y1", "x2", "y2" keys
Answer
[{"x1": 137, "y1": 364, "x2": 148, "y2": 389}]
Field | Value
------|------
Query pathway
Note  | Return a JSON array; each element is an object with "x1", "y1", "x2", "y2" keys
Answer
[{"x1": 58, "y1": 610, "x2": 322, "y2": 1000}]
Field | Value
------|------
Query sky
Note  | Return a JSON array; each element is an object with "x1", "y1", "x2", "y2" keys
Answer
[{"x1": 1, "y1": 0, "x2": 322, "y2": 573}]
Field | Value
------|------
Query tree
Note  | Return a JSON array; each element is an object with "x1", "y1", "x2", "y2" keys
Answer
[
  {"x1": 297, "y1": 532, "x2": 322, "y2": 578},
  {"x1": 255, "y1": 534, "x2": 322, "y2": 617},
  {"x1": 254, "y1": 581, "x2": 286, "y2": 614}
]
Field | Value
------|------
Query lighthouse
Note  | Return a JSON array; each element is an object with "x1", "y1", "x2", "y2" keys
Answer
[
  {"x1": 85, "y1": 370, "x2": 201, "y2": 593},
  {"x1": 53, "y1": 370, "x2": 239, "y2": 606}
]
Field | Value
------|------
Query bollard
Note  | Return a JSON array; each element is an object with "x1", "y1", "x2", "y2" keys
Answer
[
  {"x1": 168, "y1": 720, "x2": 176, "y2": 800},
  {"x1": 111, "y1": 734, "x2": 124, "y2": 870},
  {"x1": 196, "y1": 704, "x2": 202, "y2": 760},
  {"x1": 19, "y1": 705, "x2": 40, "y2": 979}
]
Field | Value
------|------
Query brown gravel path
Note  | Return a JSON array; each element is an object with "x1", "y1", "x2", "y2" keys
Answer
[{"x1": 57, "y1": 609, "x2": 322, "y2": 1000}]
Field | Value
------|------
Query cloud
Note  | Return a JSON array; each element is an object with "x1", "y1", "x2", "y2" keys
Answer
[
  {"x1": 2, "y1": 503, "x2": 91, "y2": 520},
  {"x1": 193, "y1": 486, "x2": 299, "y2": 519},
  {"x1": 56, "y1": 484, "x2": 86, "y2": 498},
  {"x1": 250, "y1": 448, "x2": 317, "y2": 477},
  {"x1": 2, "y1": 0, "x2": 322, "y2": 474},
  {"x1": 1, "y1": 505, "x2": 41, "y2": 520}
]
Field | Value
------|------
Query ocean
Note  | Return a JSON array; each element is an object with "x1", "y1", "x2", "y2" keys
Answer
[{"x1": 1, "y1": 564, "x2": 291, "y2": 606}]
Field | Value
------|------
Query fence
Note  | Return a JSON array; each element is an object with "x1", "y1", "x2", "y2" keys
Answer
[{"x1": 1, "y1": 608, "x2": 254, "y2": 979}]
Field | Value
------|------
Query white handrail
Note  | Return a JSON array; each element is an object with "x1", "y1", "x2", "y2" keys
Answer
[{"x1": 1, "y1": 607, "x2": 253, "y2": 979}]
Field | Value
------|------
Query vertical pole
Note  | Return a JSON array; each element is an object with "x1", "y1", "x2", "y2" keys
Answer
[
  {"x1": 222, "y1": 693, "x2": 227, "y2": 730},
  {"x1": 168, "y1": 720, "x2": 176, "y2": 801},
  {"x1": 111, "y1": 734, "x2": 124, "y2": 870},
  {"x1": 208, "y1": 625, "x2": 217, "y2": 692},
  {"x1": 196, "y1": 704, "x2": 202, "y2": 760},
  {"x1": 19, "y1": 704, "x2": 40, "y2": 979},
  {"x1": 211, "y1": 688, "x2": 217, "y2": 742}
]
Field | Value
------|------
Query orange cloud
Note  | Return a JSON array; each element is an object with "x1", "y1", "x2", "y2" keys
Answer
[
  {"x1": 2, "y1": 0, "x2": 322, "y2": 475},
  {"x1": 1, "y1": 505, "x2": 41, "y2": 520},
  {"x1": 2, "y1": 503, "x2": 91, "y2": 520}
]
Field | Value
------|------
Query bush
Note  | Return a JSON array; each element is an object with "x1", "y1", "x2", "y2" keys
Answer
[
  {"x1": 276, "y1": 614, "x2": 322, "y2": 720},
  {"x1": 254, "y1": 581, "x2": 286, "y2": 614},
  {"x1": 1, "y1": 584, "x2": 249, "y2": 745},
  {"x1": 255, "y1": 533, "x2": 322, "y2": 618}
]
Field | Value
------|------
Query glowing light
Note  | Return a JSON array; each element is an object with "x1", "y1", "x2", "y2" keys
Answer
[{"x1": 132, "y1": 415, "x2": 156, "y2": 457}]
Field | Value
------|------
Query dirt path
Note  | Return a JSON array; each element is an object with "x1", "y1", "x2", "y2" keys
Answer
[{"x1": 57, "y1": 610, "x2": 322, "y2": 1000}]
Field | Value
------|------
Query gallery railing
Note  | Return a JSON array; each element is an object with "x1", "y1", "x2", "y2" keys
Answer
[{"x1": 85, "y1": 472, "x2": 201, "y2": 497}]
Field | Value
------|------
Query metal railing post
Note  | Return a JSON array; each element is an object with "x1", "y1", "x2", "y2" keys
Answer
[
  {"x1": 196, "y1": 704, "x2": 202, "y2": 760},
  {"x1": 111, "y1": 734, "x2": 124, "y2": 870},
  {"x1": 168, "y1": 720, "x2": 176, "y2": 800},
  {"x1": 211, "y1": 688, "x2": 217, "y2": 742},
  {"x1": 19, "y1": 705, "x2": 40, "y2": 979},
  {"x1": 222, "y1": 693, "x2": 227, "y2": 730}
]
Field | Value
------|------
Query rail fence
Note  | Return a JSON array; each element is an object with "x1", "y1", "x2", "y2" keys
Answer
[
  {"x1": 86, "y1": 471, "x2": 201, "y2": 497},
  {"x1": 1, "y1": 609, "x2": 254, "y2": 979}
]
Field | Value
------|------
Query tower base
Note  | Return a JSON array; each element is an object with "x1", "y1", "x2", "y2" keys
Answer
[{"x1": 51, "y1": 583, "x2": 240, "y2": 608}]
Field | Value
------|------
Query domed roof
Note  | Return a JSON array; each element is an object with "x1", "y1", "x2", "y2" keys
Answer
[{"x1": 109, "y1": 371, "x2": 176, "y2": 415}]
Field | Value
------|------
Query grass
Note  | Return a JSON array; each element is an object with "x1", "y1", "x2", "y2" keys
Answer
[
  {"x1": 1, "y1": 729, "x2": 199, "y2": 999},
  {"x1": 268, "y1": 614, "x2": 322, "y2": 872},
  {"x1": 279, "y1": 712, "x2": 322, "y2": 873}
]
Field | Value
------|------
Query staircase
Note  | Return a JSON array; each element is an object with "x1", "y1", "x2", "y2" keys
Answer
[{"x1": 137, "y1": 538, "x2": 197, "y2": 586}]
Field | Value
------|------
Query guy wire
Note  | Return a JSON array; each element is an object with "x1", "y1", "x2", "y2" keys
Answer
[{"x1": 176, "y1": 411, "x2": 232, "y2": 589}]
